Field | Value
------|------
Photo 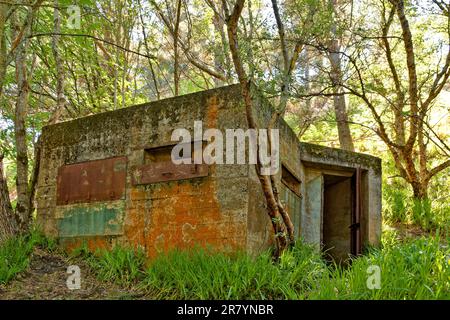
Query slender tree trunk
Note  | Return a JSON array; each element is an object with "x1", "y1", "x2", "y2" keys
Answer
[
  {"x1": 28, "y1": 139, "x2": 41, "y2": 216},
  {"x1": 137, "y1": 0, "x2": 161, "y2": 100},
  {"x1": 212, "y1": 8, "x2": 226, "y2": 87},
  {"x1": 211, "y1": 1, "x2": 232, "y2": 82},
  {"x1": 331, "y1": 84, "x2": 354, "y2": 151},
  {"x1": 268, "y1": 0, "x2": 301, "y2": 245},
  {"x1": 173, "y1": 0, "x2": 182, "y2": 96},
  {"x1": 50, "y1": 1, "x2": 65, "y2": 122},
  {"x1": 0, "y1": 2, "x2": 9, "y2": 97},
  {"x1": 328, "y1": 0, "x2": 354, "y2": 151},
  {"x1": 13, "y1": 10, "x2": 31, "y2": 231},
  {"x1": 0, "y1": 154, "x2": 17, "y2": 243},
  {"x1": 226, "y1": 0, "x2": 294, "y2": 258}
]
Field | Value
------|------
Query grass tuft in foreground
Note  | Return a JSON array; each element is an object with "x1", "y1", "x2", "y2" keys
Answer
[
  {"x1": 0, "y1": 229, "x2": 57, "y2": 285},
  {"x1": 71, "y1": 244, "x2": 147, "y2": 287}
]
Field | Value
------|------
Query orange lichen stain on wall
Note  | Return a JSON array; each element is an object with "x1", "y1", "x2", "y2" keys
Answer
[
  {"x1": 61, "y1": 236, "x2": 112, "y2": 254},
  {"x1": 120, "y1": 94, "x2": 245, "y2": 258},
  {"x1": 143, "y1": 179, "x2": 225, "y2": 258},
  {"x1": 205, "y1": 95, "x2": 219, "y2": 128},
  {"x1": 124, "y1": 187, "x2": 148, "y2": 251},
  {"x1": 123, "y1": 201, "x2": 147, "y2": 249},
  {"x1": 126, "y1": 95, "x2": 243, "y2": 257}
]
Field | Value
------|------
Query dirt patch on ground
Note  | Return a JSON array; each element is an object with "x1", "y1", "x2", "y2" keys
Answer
[{"x1": 0, "y1": 248, "x2": 148, "y2": 300}]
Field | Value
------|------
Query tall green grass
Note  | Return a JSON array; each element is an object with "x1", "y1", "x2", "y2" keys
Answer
[
  {"x1": 306, "y1": 232, "x2": 449, "y2": 299},
  {"x1": 2, "y1": 229, "x2": 448, "y2": 299},
  {"x1": 142, "y1": 247, "x2": 329, "y2": 299},
  {"x1": 82, "y1": 232, "x2": 447, "y2": 300},
  {"x1": 0, "y1": 229, "x2": 57, "y2": 285},
  {"x1": 382, "y1": 161, "x2": 449, "y2": 232},
  {"x1": 74, "y1": 245, "x2": 146, "y2": 287}
]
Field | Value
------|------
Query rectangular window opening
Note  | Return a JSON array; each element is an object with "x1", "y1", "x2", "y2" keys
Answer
[{"x1": 132, "y1": 142, "x2": 208, "y2": 185}]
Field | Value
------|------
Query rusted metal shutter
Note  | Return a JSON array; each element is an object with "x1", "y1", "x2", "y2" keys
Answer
[
  {"x1": 56, "y1": 157, "x2": 127, "y2": 205},
  {"x1": 131, "y1": 162, "x2": 208, "y2": 185}
]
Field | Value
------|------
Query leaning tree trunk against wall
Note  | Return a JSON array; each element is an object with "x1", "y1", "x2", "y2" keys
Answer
[{"x1": 225, "y1": 0, "x2": 299, "y2": 258}]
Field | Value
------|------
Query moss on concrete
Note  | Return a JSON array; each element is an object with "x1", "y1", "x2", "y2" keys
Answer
[{"x1": 299, "y1": 142, "x2": 382, "y2": 172}]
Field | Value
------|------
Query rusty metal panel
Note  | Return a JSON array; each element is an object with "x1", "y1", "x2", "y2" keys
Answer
[
  {"x1": 131, "y1": 162, "x2": 208, "y2": 185},
  {"x1": 57, "y1": 157, "x2": 127, "y2": 205},
  {"x1": 57, "y1": 201, "x2": 124, "y2": 237}
]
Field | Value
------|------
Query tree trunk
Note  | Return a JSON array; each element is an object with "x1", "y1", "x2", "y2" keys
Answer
[
  {"x1": 332, "y1": 85, "x2": 354, "y2": 151},
  {"x1": 13, "y1": 11, "x2": 31, "y2": 231},
  {"x1": 212, "y1": 7, "x2": 226, "y2": 87},
  {"x1": 412, "y1": 181, "x2": 428, "y2": 200},
  {"x1": 137, "y1": 0, "x2": 161, "y2": 100},
  {"x1": 173, "y1": 0, "x2": 182, "y2": 96},
  {"x1": 0, "y1": 3, "x2": 7, "y2": 97},
  {"x1": 328, "y1": 0, "x2": 355, "y2": 151},
  {"x1": 0, "y1": 154, "x2": 17, "y2": 243},
  {"x1": 50, "y1": 1, "x2": 65, "y2": 121},
  {"x1": 226, "y1": 0, "x2": 294, "y2": 258}
]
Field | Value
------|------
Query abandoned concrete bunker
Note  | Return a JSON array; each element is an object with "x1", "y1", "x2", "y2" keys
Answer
[{"x1": 36, "y1": 84, "x2": 382, "y2": 261}]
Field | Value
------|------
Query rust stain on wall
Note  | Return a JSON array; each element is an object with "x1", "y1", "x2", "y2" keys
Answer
[
  {"x1": 124, "y1": 94, "x2": 245, "y2": 257},
  {"x1": 56, "y1": 157, "x2": 127, "y2": 205},
  {"x1": 61, "y1": 236, "x2": 112, "y2": 254}
]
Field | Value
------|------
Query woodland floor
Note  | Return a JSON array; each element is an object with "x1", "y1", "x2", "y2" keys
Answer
[{"x1": 0, "y1": 247, "x2": 149, "y2": 300}]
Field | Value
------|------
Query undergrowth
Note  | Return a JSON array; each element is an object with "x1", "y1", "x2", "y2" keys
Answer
[
  {"x1": 0, "y1": 229, "x2": 57, "y2": 285},
  {"x1": 78, "y1": 232, "x2": 449, "y2": 300}
]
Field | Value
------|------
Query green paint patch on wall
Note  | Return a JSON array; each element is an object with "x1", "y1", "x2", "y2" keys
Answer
[{"x1": 57, "y1": 201, "x2": 125, "y2": 237}]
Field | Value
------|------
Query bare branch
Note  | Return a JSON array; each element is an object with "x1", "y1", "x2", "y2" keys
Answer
[
  {"x1": 428, "y1": 159, "x2": 450, "y2": 179},
  {"x1": 29, "y1": 32, "x2": 158, "y2": 60}
]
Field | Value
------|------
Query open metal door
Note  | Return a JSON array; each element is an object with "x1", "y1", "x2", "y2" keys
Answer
[
  {"x1": 304, "y1": 175, "x2": 323, "y2": 248},
  {"x1": 351, "y1": 167, "x2": 362, "y2": 256}
]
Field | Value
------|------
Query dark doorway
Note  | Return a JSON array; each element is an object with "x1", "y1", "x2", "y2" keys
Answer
[
  {"x1": 322, "y1": 174, "x2": 353, "y2": 262},
  {"x1": 321, "y1": 168, "x2": 364, "y2": 263}
]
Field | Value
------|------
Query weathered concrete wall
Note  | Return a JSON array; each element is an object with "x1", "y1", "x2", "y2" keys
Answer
[
  {"x1": 36, "y1": 85, "x2": 250, "y2": 256},
  {"x1": 299, "y1": 143, "x2": 382, "y2": 247}
]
